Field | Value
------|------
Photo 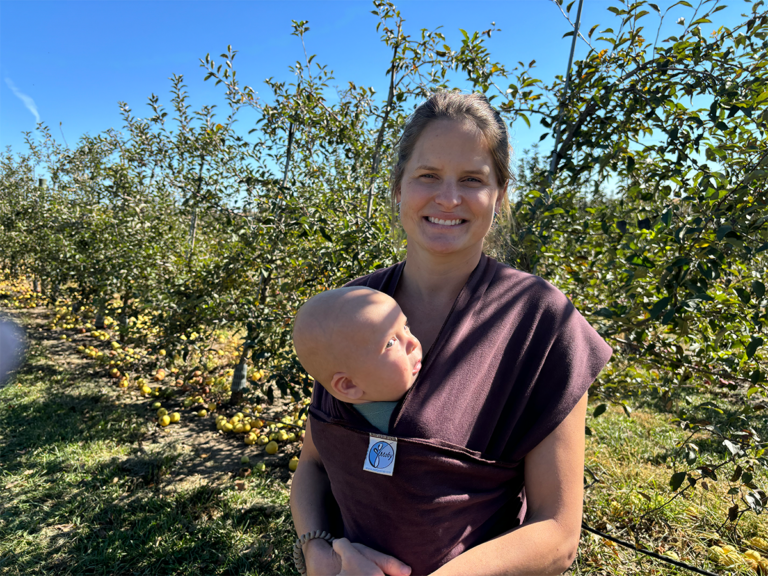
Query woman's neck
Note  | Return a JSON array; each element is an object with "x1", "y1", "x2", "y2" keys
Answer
[{"x1": 400, "y1": 248, "x2": 483, "y2": 306}]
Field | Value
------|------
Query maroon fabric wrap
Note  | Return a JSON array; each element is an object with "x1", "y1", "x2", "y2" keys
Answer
[{"x1": 309, "y1": 254, "x2": 613, "y2": 574}]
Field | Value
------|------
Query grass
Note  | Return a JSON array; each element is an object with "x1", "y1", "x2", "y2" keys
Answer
[
  {"x1": 0, "y1": 340, "x2": 297, "y2": 575},
  {"x1": 574, "y1": 386, "x2": 768, "y2": 575}
]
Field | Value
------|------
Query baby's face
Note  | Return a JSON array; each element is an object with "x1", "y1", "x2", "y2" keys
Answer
[{"x1": 344, "y1": 294, "x2": 423, "y2": 402}]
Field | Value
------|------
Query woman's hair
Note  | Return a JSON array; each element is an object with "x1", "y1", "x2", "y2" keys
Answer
[{"x1": 389, "y1": 90, "x2": 514, "y2": 212}]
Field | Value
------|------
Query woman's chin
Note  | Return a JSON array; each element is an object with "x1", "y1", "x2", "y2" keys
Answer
[{"x1": 408, "y1": 236, "x2": 484, "y2": 258}]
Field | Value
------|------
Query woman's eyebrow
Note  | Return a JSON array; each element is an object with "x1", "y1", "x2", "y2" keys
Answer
[{"x1": 415, "y1": 164, "x2": 488, "y2": 176}]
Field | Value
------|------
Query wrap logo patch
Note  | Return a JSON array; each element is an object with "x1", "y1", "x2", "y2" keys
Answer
[{"x1": 363, "y1": 433, "x2": 397, "y2": 476}]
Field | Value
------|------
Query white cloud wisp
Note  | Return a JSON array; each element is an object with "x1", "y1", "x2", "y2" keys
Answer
[{"x1": 5, "y1": 78, "x2": 40, "y2": 124}]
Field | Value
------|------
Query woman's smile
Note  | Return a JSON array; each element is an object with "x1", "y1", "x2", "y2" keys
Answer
[{"x1": 425, "y1": 216, "x2": 465, "y2": 226}]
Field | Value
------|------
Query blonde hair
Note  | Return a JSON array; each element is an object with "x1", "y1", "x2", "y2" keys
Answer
[{"x1": 389, "y1": 90, "x2": 514, "y2": 215}]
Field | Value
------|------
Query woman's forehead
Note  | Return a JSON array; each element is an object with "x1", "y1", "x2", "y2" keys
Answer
[{"x1": 411, "y1": 120, "x2": 491, "y2": 161}]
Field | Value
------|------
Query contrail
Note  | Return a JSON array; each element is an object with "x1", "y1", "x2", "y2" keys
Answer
[{"x1": 5, "y1": 78, "x2": 40, "y2": 124}]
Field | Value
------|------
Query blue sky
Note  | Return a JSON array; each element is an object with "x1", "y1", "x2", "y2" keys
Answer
[{"x1": 0, "y1": 0, "x2": 753, "y2": 168}]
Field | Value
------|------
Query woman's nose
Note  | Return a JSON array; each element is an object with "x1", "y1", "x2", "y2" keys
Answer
[{"x1": 434, "y1": 179, "x2": 461, "y2": 208}]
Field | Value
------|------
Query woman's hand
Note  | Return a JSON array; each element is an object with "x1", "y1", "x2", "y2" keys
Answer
[
  {"x1": 333, "y1": 538, "x2": 412, "y2": 576},
  {"x1": 303, "y1": 538, "x2": 341, "y2": 576}
]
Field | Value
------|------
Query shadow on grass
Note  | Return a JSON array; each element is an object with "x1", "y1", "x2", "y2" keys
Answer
[{"x1": 2, "y1": 480, "x2": 296, "y2": 575}]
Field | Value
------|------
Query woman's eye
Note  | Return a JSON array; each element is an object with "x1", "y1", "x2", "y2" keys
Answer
[{"x1": 386, "y1": 337, "x2": 397, "y2": 349}]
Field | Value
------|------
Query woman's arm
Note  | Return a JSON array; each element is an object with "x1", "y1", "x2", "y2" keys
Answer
[
  {"x1": 429, "y1": 391, "x2": 588, "y2": 576},
  {"x1": 290, "y1": 418, "x2": 344, "y2": 574},
  {"x1": 290, "y1": 419, "x2": 411, "y2": 576}
]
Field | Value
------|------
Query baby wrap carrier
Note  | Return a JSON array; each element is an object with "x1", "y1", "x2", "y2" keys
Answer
[{"x1": 310, "y1": 254, "x2": 612, "y2": 575}]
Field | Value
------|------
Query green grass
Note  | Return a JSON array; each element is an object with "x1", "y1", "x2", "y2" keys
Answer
[
  {"x1": 574, "y1": 386, "x2": 768, "y2": 575},
  {"x1": 0, "y1": 341, "x2": 297, "y2": 575}
]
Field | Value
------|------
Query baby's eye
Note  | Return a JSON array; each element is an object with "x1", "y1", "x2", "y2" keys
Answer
[
  {"x1": 404, "y1": 323, "x2": 410, "y2": 332},
  {"x1": 386, "y1": 336, "x2": 397, "y2": 349}
]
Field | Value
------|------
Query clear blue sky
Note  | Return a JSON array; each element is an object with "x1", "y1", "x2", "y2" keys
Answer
[{"x1": 0, "y1": 0, "x2": 753, "y2": 166}]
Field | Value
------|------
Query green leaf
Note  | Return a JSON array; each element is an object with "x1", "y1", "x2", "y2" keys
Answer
[
  {"x1": 752, "y1": 280, "x2": 765, "y2": 299},
  {"x1": 670, "y1": 471, "x2": 686, "y2": 491},
  {"x1": 716, "y1": 224, "x2": 733, "y2": 240},
  {"x1": 747, "y1": 387, "x2": 760, "y2": 398},
  {"x1": 593, "y1": 403, "x2": 607, "y2": 418},
  {"x1": 666, "y1": 257, "x2": 690, "y2": 270},
  {"x1": 593, "y1": 307, "x2": 614, "y2": 319},
  {"x1": 735, "y1": 287, "x2": 751, "y2": 304},
  {"x1": 627, "y1": 254, "x2": 655, "y2": 268},
  {"x1": 746, "y1": 336, "x2": 764, "y2": 359},
  {"x1": 649, "y1": 296, "x2": 671, "y2": 319}
]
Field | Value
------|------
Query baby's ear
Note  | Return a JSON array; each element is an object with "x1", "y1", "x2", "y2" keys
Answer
[{"x1": 330, "y1": 372, "x2": 364, "y2": 401}]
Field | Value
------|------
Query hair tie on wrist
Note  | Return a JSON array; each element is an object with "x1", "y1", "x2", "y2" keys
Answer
[{"x1": 293, "y1": 530, "x2": 336, "y2": 574}]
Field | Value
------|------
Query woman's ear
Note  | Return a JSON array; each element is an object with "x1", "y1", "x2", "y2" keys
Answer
[{"x1": 330, "y1": 372, "x2": 364, "y2": 401}]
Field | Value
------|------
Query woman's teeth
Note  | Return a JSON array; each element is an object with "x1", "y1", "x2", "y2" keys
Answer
[{"x1": 427, "y1": 217, "x2": 462, "y2": 226}]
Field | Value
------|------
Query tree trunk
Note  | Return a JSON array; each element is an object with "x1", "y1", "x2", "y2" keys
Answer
[
  {"x1": 119, "y1": 289, "x2": 130, "y2": 343},
  {"x1": 228, "y1": 345, "x2": 251, "y2": 406},
  {"x1": 95, "y1": 297, "x2": 106, "y2": 329}
]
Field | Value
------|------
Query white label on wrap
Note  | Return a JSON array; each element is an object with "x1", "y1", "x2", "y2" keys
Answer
[{"x1": 363, "y1": 433, "x2": 397, "y2": 476}]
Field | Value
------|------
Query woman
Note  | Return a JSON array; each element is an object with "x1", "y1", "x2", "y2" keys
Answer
[{"x1": 290, "y1": 91, "x2": 612, "y2": 576}]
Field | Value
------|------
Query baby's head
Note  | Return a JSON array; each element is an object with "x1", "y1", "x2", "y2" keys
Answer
[{"x1": 293, "y1": 287, "x2": 422, "y2": 404}]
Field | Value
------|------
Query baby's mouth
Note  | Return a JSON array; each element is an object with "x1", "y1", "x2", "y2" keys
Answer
[{"x1": 412, "y1": 359, "x2": 422, "y2": 375}]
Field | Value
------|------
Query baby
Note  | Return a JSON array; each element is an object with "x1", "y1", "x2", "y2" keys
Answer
[{"x1": 292, "y1": 286, "x2": 422, "y2": 432}]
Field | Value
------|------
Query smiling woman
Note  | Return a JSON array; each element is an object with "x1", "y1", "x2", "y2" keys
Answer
[{"x1": 290, "y1": 91, "x2": 612, "y2": 576}]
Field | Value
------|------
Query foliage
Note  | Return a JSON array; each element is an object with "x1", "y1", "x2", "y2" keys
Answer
[{"x1": 497, "y1": 0, "x2": 768, "y2": 528}]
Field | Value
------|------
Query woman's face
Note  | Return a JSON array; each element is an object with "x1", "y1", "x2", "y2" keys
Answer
[{"x1": 396, "y1": 119, "x2": 505, "y2": 260}]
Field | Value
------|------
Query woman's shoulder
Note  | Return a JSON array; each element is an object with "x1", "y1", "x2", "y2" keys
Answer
[
  {"x1": 488, "y1": 258, "x2": 573, "y2": 313},
  {"x1": 343, "y1": 260, "x2": 405, "y2": 293}
]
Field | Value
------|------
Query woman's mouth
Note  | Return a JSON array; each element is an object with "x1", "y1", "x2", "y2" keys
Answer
[{"x1": 425, "y1": 216, "x2": 465, "y2": 226}]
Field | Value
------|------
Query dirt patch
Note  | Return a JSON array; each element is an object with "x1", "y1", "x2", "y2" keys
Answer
[{"x1": 1, "y1": 303, "x2": 301, "y2": 494}]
